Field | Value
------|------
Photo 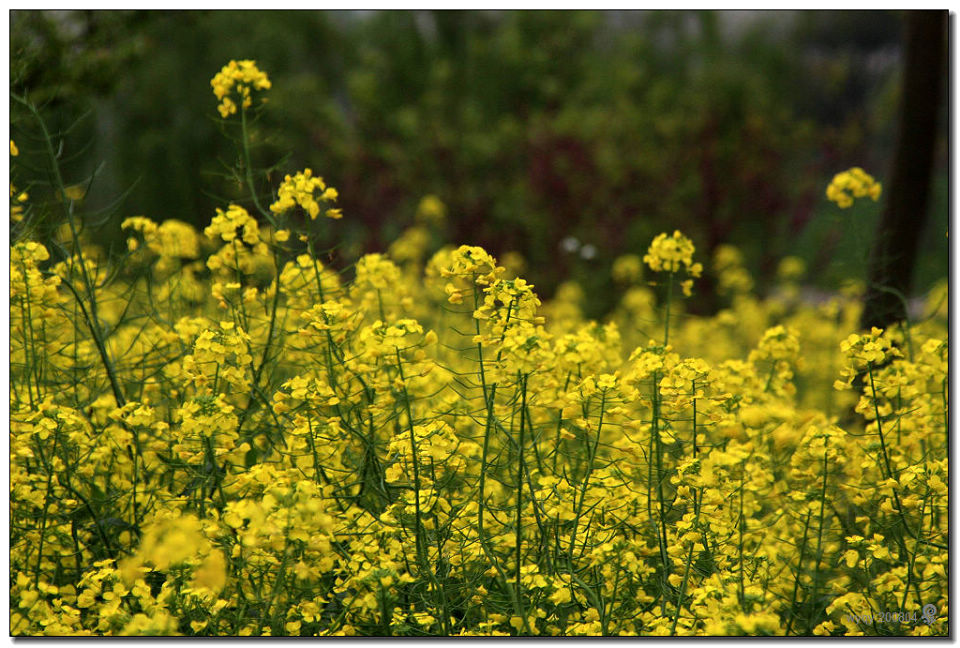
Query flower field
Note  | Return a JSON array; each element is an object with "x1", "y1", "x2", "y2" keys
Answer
[{"x1": 9, "y1": 61, "x2": 948, "y2": 636}]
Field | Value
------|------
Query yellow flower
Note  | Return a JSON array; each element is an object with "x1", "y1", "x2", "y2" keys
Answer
[
  {"x1": 612, "y1": 254, "x2": 643, "y2": 283},
  {"x1": 643, "y1": 230, "x2": 702, "y2": 276},
  {"x1": 549, "y1": 587, "x2": 572, "y2": 605},
  {"x1": 10, "y1": 181, "x2": 28, "y2": 222},
  {"x1": 415, "y1": 194, "x2": 447, "y2": 225},
  {"x1": 210, "y1": 59, "x2": 271, "y2": 118},
  {"x1": 269, "y1": 168, "x2": 341, "y2": 220},
  {"x1": 205, "y1": 204, "x2": 260, "y2": 245},
  {"x1": 826, "y1": 167, "x2": 882, "y2": 208}
]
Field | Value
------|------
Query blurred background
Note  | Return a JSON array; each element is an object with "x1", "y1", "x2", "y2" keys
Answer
[{"x1": 10, "y1": 10, "x2": 948, "y2": 319}]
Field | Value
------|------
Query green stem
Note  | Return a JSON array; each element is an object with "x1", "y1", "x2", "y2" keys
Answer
[
  {"x1": 783, "y1": 510, "x2": 813, "y2": 636},
  {"x1": 867, "y1": 364, "x2": 923, "y2": 555},
  {"x1": 239, "y1": 105, "x2": 275, "y2": 225},
  {"x1": 670, "y1": 377, "x2": 702, "y2": 635},
  {"x1": 807, "y1": 445, "x2": 829, "y2": 634},
  {"x1": 663, "y1": 271, "x2": 674, "y2": 347},
  {"x1": 236, "y1": 249, "x2": 284, "y2": 432},
  {"x1": 669, "y1": 505, "x2": 701, "y2": 635},
  {"x1": 14, "y1": 93, "x2": 127, "y2": 408},
  {"x1": 32, "y1": 432, "x2": 60, "y2": 586},
  {"x1": 569, "y1": 390, "x2": 606, "y2": 567},
  {"x1": 396, "y1": 349, "x2": 426, "y2": 569},
  {"x1": 650, "y1": 375, "x2": 670, "y2": 591},
  {"x1": 514, "y1": 372, "x2": 529, "y2": 633}
]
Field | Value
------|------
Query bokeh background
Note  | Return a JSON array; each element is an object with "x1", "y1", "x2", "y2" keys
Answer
[{"x1": 10, "y1": 10, "x2": 948, "y2": 319}]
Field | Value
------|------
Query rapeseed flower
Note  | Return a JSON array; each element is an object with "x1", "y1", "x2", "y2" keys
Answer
[
  {"x1": 826, "y1": 167, "x2": 882, "y2": 208},
  {"x1": 270, "y1": 168, "x2": 342, "y2": 220},
  {"x1": 210, "y1": 59, "x2": 271, "y2": 118},
  {"x1": 8, "y1": 59, "x2": 946, "y2": 638}
]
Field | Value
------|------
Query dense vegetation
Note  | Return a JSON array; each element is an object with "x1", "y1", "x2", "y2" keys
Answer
[{"x1": 9, "y1": 59, "x2": 948, "y2": 636}]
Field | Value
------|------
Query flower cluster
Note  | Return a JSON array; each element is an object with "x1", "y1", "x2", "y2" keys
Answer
[
  {"x1": 269, "y1": 168, "x2": 342, "y2": 220},
  {"x1": 644, "y1": 230, "x2": 701, "y2": 274},
  {"x1": 123, "y1": 216, "x2": 200, "y2": 260},
  {"x1": 204, "y1": 204, "x2": 260, "y2": 245},
  {"x1": 826, "y1": 167, "x2": 882, "y2": 208},
  {"x1": 210, "y1": 59, "x2": 272, "y2": 118},
  {"x1": 643, "y1": 230, "x2": 703, "y2": 296}
]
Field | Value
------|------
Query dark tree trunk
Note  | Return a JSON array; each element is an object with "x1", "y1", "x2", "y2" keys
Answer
[{"x1": 859, "y1": 10, "x2": 946, "y2": 331}]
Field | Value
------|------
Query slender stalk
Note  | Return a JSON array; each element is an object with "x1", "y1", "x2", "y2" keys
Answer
[
  {"x1": 669, "y1": 507, "x2": 701, "y2": 635},
  {"x1": 806, "y1": 444, "x2": 829, "y2": 634},
  {"x1": 663, "y1": 271, "x2": 674, "y2": 347},
  {"x1": 670, "y1": 377, "x2": 702, "y2": 635},
  {"x1": 13, "y1": 94, "x2": 127, "y2": 408},
  {"x1": 32, "y1": 432, "x2": 60, "y2": 586},
  {"x1": 867, "y1": 363, "x2": 927, "y2": 559},
  {"x1": 568, "y1": 390, "x2": 606, "y2": 567},
  {"x1": 649, "y1": 374, "x2": 670, "y2": 593},
  {"x1": 17, "y1": 275, "x2": 38, "y2": 408},
  {"x1": 474, "y1": 289, "x2": 514, "y2": 555},
  {"x1": 239, "y1": 105, "x2": 275, "y2": 225},
  {"x1": 899, "y1": 494, "x2": 927, "y2": 611},
  {"x1": 737, "y1": 469, "x2": 746, "y2": 608},
  {"x1": 236, "y1": 248, "x2": 284, "y2": 432},
  {"x1": 514, "y1": 373, "x2": 529, "y2": 632},
  {"x1": 784, "y1": 510, "x2": 813, "y2": 636},
  {"x1": 396, "y1": 349, "x2": 426, "y2": 569},
  {"x1": 552, "y1": 372, "x2": 572, "y2": 474}
]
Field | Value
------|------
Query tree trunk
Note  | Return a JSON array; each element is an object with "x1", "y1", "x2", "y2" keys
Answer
[{"x1": 859, "y1": 10, "x2": 946, "y2": 331}]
